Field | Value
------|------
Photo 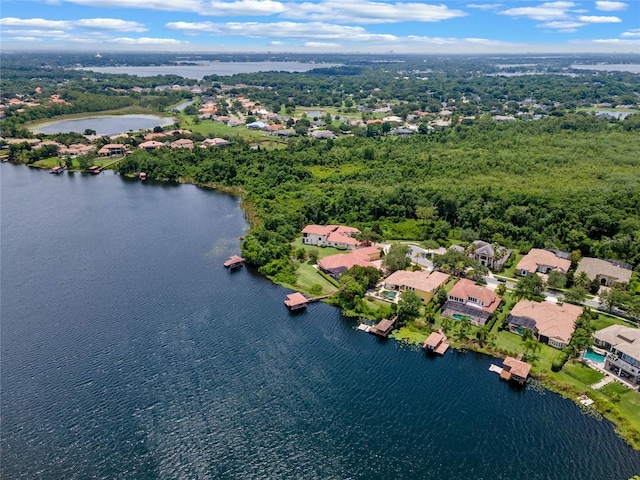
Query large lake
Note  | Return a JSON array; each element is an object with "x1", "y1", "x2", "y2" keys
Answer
[
  {"x1": 31, "y1": 114, "x2": 175, "y2": 136},
  {"x1": 571, "y1": 64, "x2": 640, "y2": 73},
  {"x1": 77, "y1": 61, "x2": 339, "y2": 80},
  {"x1": 2, "y1": 164, "x2": 640, "y2": 479}
]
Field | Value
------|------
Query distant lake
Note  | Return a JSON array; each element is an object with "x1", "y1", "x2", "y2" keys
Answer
[
  {"x1": 572, "y1": 64, "x2": 640, "y2": 73},
  {"x1": 31, "y1": 114, "x2": 175, "y2": 136},
  {"x1": 77, "y1": 61, "x2": 339, "y2": 80}
]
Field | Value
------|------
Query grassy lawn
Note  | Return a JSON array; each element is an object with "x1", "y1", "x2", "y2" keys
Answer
[
  {"x1": 502, "y1": 253, "x2": 523, "y2": 278},
  {"x1": 562, "y1": 362, "x2": 604, "y2": 385},
  {"x1": 291, "y1": 237, "x2": 349, "y2": 259},
  {"x1": 294, "y1": 262, "x2": 337, "y2": 295},
  {"x1": 592, "y1": 312, "x2": 634, "y2": 330}
]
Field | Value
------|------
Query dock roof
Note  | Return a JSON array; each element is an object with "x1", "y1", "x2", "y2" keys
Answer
[
  {"x1": 502, "y1": 356, "x2": 532, "y2": 380},
  {"x1": 284, "y1": 292, "x2": 308, "y2": 308}
]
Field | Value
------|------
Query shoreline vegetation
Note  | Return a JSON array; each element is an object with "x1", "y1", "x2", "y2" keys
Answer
[{"x1": 3, "y1": 52, "x2": 640, "y2": 451}]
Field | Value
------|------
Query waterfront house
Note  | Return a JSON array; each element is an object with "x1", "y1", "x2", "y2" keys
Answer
[
  {"x1": 383, "y1": 270, "x2": 449, "y2": 304},
  {"x1": 516, "y1": 249, "x2": 571, "y2": 276},
  {"x1": 467, "y1": 240, "x2": 511, "y2": 271},
  {"x1": 301, "y1": 225, "x2": 361, "y2": 250},
  {"x1": 575, "y1": 257, "x2": 633, "y2": 287},
  {"x1": 441, "y1": 279, "x2": 501, "y2": 326},
  {"x1": 593, "y1": 325, "x2": 640, "y2": 386},
  {"x1": 98, "y1": 143, "x2": 127, "y2": 157},
  {"x1": 317, "y1": 248, "x2": 381, "y2": 278},
  {"x1": 500, "y1": 356, "x2": 532, "y2": 385},
  {"x1": 507, "y1": 300, "x2": 582, "y2": 349}
]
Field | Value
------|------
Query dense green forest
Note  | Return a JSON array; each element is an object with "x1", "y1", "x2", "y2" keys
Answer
[{"x1": 112, "y1": 115, "x2": 640, "y2": 275}]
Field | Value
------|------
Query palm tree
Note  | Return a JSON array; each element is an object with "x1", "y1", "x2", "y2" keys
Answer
[
  {"x1": 457, "y1": 316, "x2": 472, "y2": 341},
  {"x1": 575, "y1": 271, "x2": 591, "y2": 289},
  {"x1": 441, "y1": 316, "x2": 452, "y2": 333}
]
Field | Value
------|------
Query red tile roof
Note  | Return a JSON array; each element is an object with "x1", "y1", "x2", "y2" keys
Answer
[
  {"x1": 447, "y1": 279, "x2": 501, "y2": 314},
  {"x1": 510, "y1": 300, "x2": 582, "y2": 345}
]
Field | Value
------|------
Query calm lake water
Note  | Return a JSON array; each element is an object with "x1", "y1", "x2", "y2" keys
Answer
[
  {"x1": 2, "y1": 164, "x2": 640, "y2": 479},
  {"x1": 571, "y1": 64, "x2": 640, "y2": 73},
  {"x1": 78, "y1": 61, "x2": 338, "y2": 80},
  {"x1": 32, "y1": 114, "x2": 175, "y2": 136}
]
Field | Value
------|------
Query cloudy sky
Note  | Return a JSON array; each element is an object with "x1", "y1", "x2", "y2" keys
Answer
[{"x1": 1, "y1": 0, "x2": 639, "y2": 53}]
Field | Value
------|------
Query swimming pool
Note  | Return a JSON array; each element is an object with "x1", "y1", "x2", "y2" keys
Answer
[
  {"x1": 583, "y1": 349, "x2": 606, "y2": 364},
  {"x1": 452, "y1": 314, "x2": 473, "y2": 321},
  {"x1": 381, "y1": 290, "x2": 397, "y2": 300}
]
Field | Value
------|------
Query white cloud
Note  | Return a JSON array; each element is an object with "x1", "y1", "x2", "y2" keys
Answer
[
  {"x1": 10, "y1": 36, "x2": 43, "y2": 42},
  {"x1": 51, "y1": 0, "x2": 284, "y2": 16},
  {"x1": 621, "y1": 28, "x2": 640, "y2": 38},
  {"x1": 282, "y1": 0, "x2": 467, "y2": 24},
  {"x1": 499, "y1": 1, "x2": 575, "y2": 21},
  {"x1": 0, "y1": 17, "x2": 70, "y2": 29},
  {"x1": 166, "y1": 21, "x2": 397, "y2": 41},
  {"x1": 538, "y1": 20, "x2": 585, "y2": 29},
  {"x1": 0, "y1": 16, "x2": 146, "y2": 32},
  {"x1": 74, "y1": 18, "x2": 146, "y2": 32},
  {"x1": 467, "y1": 3, "x2": 503, "y2": 10},
  {"x1": 571, "y1": 38, "x2": 640, "y2": 49},
  {"x1": 579, "y1": 15, "x2": 622, "y2": 23},
  {"x1": 304, "y1": 41, "x2": 341, "y2": 48},
  {"x1": 595, "y1": 1, "x2": 627, "y2": 11},
  {"x1": 109, "y1": 36, "x2": 188, "y2": 44}
]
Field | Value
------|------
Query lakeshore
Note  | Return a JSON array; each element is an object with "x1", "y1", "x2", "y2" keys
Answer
[{"x1": 3, "y1": 163, "x2": 640, "y2": 478}]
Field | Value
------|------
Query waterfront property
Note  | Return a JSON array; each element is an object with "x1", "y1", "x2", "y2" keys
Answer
[
  {"x1": 423, "y1": 330, "x2": 450, "y2": 355},
  {"x1": 301, "y1": 224, "x2": 362, "y2": 249},
  {"x1": 575, "y1": 257, "x2": 633, "y2": 287},
  {"x1": 516, "y1": 248, "x2": 571, "y2": 276},
  {"x1": 593, "y1": 325, "x2": 640, "y2": 387},
  {"x1": 139, "y1": 140, "x2": 164, "y2": 151},
  {"x1": 97, "y1": 143, "x2": 128, "y2": 157},
  {"x1": 383, "y1": 270, "x2": 449, "y2": 304},
  {"x1": 500, "y1": 356, "x2": 532, "y2": 385},
  {"x1": 441, "y1": 279, "x2": 501, "y2": 326},
  {"x1": 370, "y1": 316, "x2": 398, "y2": 338},
  {"x1": 317, "y1": 246, "x2": 382, "y2": 279},
  {"x1": 284, "y1": 292, "x2": 308, "y2": 310},
  {"x1": 507, "y1": 300, "x2": 583, "y2": 349},
  {"x1": 467, "y1": 240, "x2": 511, "y2": 271}
]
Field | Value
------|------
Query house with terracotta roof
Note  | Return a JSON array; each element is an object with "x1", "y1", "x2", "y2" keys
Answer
[
  {"x1": 467, "y1": 240, "x2": 511, "y2": 271},
  {"x1": 98, "y1": 143, "x2": 128, "y2": 156},
  {"x1": 442, "y1": 279, "x2": 501, "y2": 326},
  {"x1": 301, "y1": 225, "x2": 361, "y2": 250},
  {"x1": 317, "y1": 248, "x2": 382, "y2": 278},
  {"x1": 170, "y1": 138, "x2": 194, "y2": 150},
  {"x1": 139, "y1": 140, "x2": 164, "y2": 151},
  {"x1": 423, "y1": 330, "x2": 450, "y2": 355},
  {"x1": 201, "y1": 137, "x2": 232, "y2": 148},
  {"x1": 143, "y1": 132, "x2": 167, "y2": 141},
  {"x1": 575, "y1": 257, "x2": 633, "y2": 287},
  {"x1": 516, "y1": 249, "x2": 571, "y2": 276},
  {"x1": 507, "y1": 300, "x2": 583, "y2": 349},
  {"x1": 383, "y1": 270, "x2": 449, "y2": 304},
  {"x1": 593, "y1": 325, "x2": 640, "y2": 386}
]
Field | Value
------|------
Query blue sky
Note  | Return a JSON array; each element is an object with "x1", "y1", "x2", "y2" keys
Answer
[{"x1": 1, "y1": 1, "x2": 639, "y2": 53}]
